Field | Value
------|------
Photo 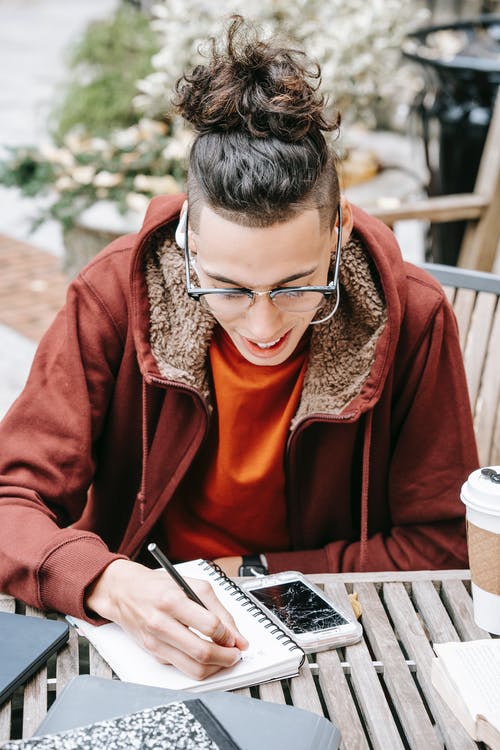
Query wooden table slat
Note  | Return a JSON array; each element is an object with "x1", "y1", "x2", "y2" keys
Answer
[
  {"x1": 0, "y1": 702, "x2": 11, "y2": 745},
  {"x1": 0, "y1": 596, "x2": 16, "y2": 741},
  {"x1": 317, "y1": 648, "x2": 370, "y2": 750},
  {"x1": 325, "y1": 582, "x2": 404, "y2": 750},
  {"x1": 440, "y1": 579, "x2": 492, "y2": 642},
  {"x1": 258, "y1": 680, "x2": 287, "y2": 704},
  {"x1": 88, "y1": 644, "x2": 113, "y2": 679},
  {"x1": 21, "y1": 607, "x2": 47, "y2": 738},
  {"x1": 412, "y1": 580, "x2": 460, "y2": 644},
  {"x1": 355, "y1": 582, "x2": 442, "y2": 750},
  {"x1": 56, "y1": 621, "x2": 80, "y2": 695},
  {"x1": 309, "y1": 570, "x2": 470, "y2": 586},
  {"x1": 0, "y1": 595, "x2": 15, "y2": 613},
  {"x1": 383, "y1": 582, "x2": 477, "y2": 750},
  {"x1": 288, "y1": 663, "x2": 324, "y2": 717}
]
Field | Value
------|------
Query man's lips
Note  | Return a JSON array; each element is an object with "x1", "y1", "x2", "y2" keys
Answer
[{"x1": 241, "y1": 330, "x2": 291, "y2": 355}]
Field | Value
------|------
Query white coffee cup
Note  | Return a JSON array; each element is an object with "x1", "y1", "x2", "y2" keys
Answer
[{"x1": 460, "y1": 466, "x2": 500, "y2": 635}]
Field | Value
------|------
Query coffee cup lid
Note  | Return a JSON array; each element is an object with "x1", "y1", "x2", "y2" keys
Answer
[{"x1": 461, "y1": 466, "x2": 500, "y2": 516}]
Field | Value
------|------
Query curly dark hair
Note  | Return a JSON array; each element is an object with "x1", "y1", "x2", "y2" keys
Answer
[{"x1": 174, "y1": 16, "x2": 341, "y2": 230}]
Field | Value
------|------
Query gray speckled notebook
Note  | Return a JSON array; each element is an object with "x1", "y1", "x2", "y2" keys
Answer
[{"x1": 3, "y1": 700, "x2": 240, "y2": 750}]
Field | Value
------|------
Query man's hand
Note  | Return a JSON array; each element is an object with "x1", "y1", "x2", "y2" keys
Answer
[{"x1": 85, "y1": 559, "x2": 248, "y2": 680}]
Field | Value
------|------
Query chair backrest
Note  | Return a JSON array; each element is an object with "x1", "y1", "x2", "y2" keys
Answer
[
  {"x1": 371, "y1": 88, "x2": 500, "y2": 274},
  {"x1": 422, "y1": 262, "x2": 500, "y2": 465}
]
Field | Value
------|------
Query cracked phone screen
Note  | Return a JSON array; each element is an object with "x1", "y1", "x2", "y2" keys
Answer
[{"x1": 249, "y1": 581, "x2": 348, "y2": 634}]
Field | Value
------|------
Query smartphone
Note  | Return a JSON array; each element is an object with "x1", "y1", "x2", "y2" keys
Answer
[{"x1": 241, "y1": 571, "x2": 362, "y2": 653}]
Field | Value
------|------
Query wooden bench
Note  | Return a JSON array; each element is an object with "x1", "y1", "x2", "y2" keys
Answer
[{"x1": 423, "y1": 263, "x2": 500, "y2": 465}]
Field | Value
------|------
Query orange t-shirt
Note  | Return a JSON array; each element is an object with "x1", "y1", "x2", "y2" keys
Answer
[{"x1": 161, "y1": 326, "x2": 308, "y2": 561}]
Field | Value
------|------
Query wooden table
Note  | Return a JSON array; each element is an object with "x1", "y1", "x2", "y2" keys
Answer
[{"x1": 0, "y1": 570, "x2": 492, "y2": 749}]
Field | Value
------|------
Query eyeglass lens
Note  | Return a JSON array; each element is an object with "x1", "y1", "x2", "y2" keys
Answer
[{"x1": 198, "y1": 289, "x2": 327, "y2": 315}]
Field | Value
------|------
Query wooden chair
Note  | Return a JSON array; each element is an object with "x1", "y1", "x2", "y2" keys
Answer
[
  {"x1": 422, "y1": 262, "x2": 500, "y2": 464},
  {"x1": 370, "y1": 92, "x2": 500, "y2": 273}
]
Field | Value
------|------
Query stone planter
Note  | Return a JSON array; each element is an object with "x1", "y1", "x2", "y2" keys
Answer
[{"x1": 62, "y1": 201, "x2": 144, "y2": 277}]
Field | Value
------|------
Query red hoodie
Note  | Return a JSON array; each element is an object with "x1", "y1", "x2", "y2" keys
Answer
[{"x1": 0, "y1": 196, "x2": 478, "y2": 621}]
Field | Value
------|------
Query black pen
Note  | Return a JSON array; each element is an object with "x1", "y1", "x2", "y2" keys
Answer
[{"x1": 147, "y1": 542, "x2": 208, "y2": 609}]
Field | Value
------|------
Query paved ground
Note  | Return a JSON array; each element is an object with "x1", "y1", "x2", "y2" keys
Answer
[{"x1": 0, "y1": 0, "x2": 118, "y2": 418}]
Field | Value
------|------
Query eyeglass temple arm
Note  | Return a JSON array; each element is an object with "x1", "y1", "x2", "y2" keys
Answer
[{"x1": 331, "y1": 203, "x2": 343, "y2": 290}]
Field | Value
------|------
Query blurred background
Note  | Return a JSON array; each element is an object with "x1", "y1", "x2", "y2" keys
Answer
[{"x1": 0, "y1": 0, "x2": 499, "y2": 417}]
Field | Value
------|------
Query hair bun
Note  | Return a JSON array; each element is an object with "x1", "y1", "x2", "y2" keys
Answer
[{"x1": 174, "y1": 16, "x2": 339, "y2": 142}]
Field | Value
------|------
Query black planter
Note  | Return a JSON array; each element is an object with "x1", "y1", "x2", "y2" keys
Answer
[{"x1": 404, "y1": 15, "x2": 500, "y2": 265}]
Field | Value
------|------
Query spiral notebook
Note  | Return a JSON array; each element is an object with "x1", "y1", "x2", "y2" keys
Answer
[{"x1": 67, "y1": 559, "x2": 305, "y2": 692}]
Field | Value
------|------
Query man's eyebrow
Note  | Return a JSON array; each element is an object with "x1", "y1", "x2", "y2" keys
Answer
[{"x1": 200, "y1": 267, "x2": 318, "y2": 287}]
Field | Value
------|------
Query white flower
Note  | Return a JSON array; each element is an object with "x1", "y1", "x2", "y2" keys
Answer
[
  {"x1": 111, "y1": 126, "x2": 141, "y2": 150},
  {"x1": 63, "y1": 131, "x2": 87, "y2": 153},
  {"x1": 138, "y1": 118, "x2": 168, "y2": 138},
  {"x1": 55, "y1": 176, "x2": 76, "y2": 191},
  {"x1": 89, "y1": 137, "x2": 113, "y2": 156},
  {"x1": 93, "y1": 170, "x2": 123, "y2": 188},
  {"x1": 38, "y1": 144, "x2": 75, "y2": 168},
  {"x1": 71, "y1": 166, "x2": 96, "y2": 185},
  {"x1": 133, "y1": 174, "x2": 180, "y2": 194},
  {"x1": 126, "y1": 192, "x2": 150, "y2": 214},
  {"x1": 161, "y1": 121, "x2": 194, "y2": 162},
  {"x1": 121, "y1": 151, "x2": 140, "y2": 166}
]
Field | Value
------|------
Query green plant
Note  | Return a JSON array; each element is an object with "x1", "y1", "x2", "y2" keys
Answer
[
  {"x1": 0, "y1": 120, "x2": 188, "y2": 231},
  {"x1": 50, "y1": 5, "x2": 160, "y2": 141}
]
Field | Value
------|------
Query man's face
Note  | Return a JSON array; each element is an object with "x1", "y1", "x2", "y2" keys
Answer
[{"x1": 187, "y1": 204, "x2": 345, "y2": 366}]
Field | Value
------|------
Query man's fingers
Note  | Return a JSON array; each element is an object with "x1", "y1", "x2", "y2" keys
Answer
[
  {"x1": 143, "y1": 615, "x2": 242, "y2": 674},
  {"x1": 156, "y1": 642, "x2": 239, "y2": 681},
  {"x1": 174, "y1": 578, "x2": 249, "y2": 650}
]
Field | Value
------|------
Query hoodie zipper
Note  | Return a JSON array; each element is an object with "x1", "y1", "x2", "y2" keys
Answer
[
  {"x1": 136, "y1": 372, "x2": 210, "y2": 524},
  {"x1": 285, "y1": 409, "x2": 372, "y2": 571},
  {"x1": 285, "y1": 411, "x2": 356, "y2": 543}
]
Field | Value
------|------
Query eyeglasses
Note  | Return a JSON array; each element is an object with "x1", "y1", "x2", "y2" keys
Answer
[{"x1": 182, "y1": 205, "x2": 343, "y2": 320}]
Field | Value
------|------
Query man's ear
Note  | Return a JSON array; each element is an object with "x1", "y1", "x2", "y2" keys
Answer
[
  {"x1": 338, "y1": 196, "x2": 354, "y2": 246},
  {"x1": 175, "y1": 201, "x2": 188, "y2": 249}
]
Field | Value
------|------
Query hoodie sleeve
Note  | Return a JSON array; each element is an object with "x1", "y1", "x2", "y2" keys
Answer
[
  {"x1": 266, "y1": 280, "x2": 478, "y2": 574},
  {"x1": 0, "y1": 265, "x2": 129, "y2": 620}
]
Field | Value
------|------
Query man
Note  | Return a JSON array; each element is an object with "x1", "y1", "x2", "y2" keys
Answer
[{"x1": 0, "y1": 21, "x2": 478, "y2": 678}]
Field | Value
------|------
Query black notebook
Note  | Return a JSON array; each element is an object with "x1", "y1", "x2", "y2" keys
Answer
[
  {"x1": 3, "y1": 700, "x2": 241, "y2": 750},
  {"x1": 67, "y1": 559, "x2": 305, "y2": 692},
  {"x1": 0, "y1": 612, "x2": 69, "y2": 705},
  {"x1": 33, "y1": 675, "x2": 340, "y2": 750}
]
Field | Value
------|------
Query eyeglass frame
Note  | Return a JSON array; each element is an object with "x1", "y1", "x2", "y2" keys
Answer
[{"x1": 182, "y1": 204, "x2": 343, "y2": 318}]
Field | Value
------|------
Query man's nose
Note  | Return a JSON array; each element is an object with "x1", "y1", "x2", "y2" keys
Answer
[{"x1": 244, "y1": 293, "x2": 283, "y2": 338}]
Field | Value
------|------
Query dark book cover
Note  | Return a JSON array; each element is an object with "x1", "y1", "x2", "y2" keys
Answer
[{"x1": 0, "y1": 613, "x2": 68, "y2": 706}]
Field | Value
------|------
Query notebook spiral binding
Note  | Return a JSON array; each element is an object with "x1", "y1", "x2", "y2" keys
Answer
[{"x1": 200, "y1": 560, "x2": 306, "y2": 668}]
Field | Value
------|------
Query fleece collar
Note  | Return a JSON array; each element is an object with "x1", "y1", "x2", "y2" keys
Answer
[{"x1": 143, "y1": 218, "x2": 388, "y2": 423}]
